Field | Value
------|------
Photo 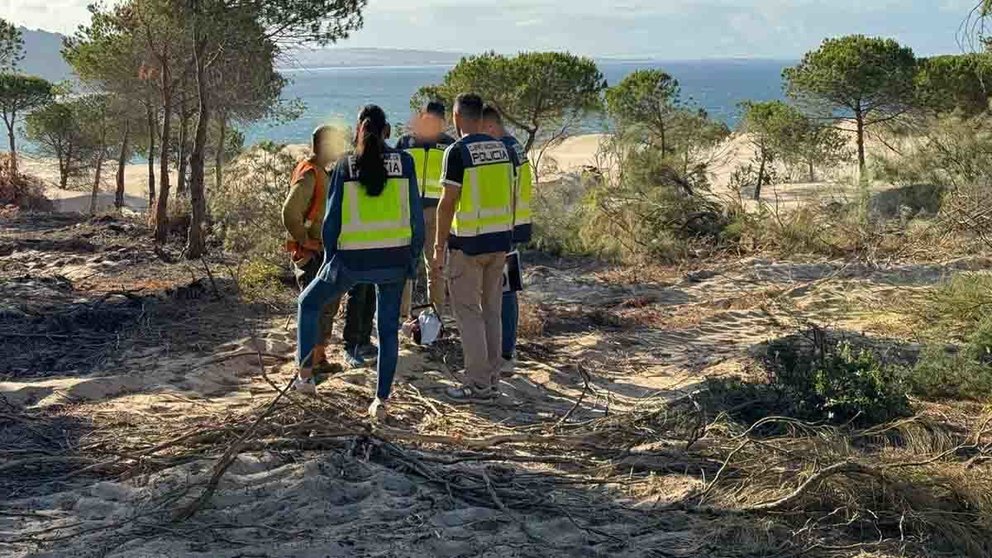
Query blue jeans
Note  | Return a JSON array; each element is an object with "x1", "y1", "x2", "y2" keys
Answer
[
  {"x1": 298, "y1": 276, "x2": 405, "y2": 400},
  {"x1": 501, "y1": 289, "x2": 518, "y2": 360}
]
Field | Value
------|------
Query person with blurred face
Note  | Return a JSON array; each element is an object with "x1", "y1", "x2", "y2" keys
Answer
[
  {"x1": 395, "y1": 101, "x2": 456, "y2": 318},
  {"x1": 481, "y1": 104, "x2": 533, "y2": 378},
  {"x1": 282, "y1": 125, "x2": 343, "y2": 377}
]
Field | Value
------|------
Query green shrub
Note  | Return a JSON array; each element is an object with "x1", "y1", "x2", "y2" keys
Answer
[
  {"x1": 904, "y1": 346, "x2": 992, "y2": 401},
  {"x1": 531, "y1": 171, "x2": 597, "y2": 258},
  {"x1": 720, "y1": 201, "x2": 846, "y2": 257},
  {"x1": 966, "y1": 315, "x2": 992, "y2": 363},
  {"x1": 763, "y1": 338, "x2": 912, "y2": 426},
  {"x1": 532, "y1": 120, "x2": 727, "y2": 263},
  {"x1": 237, "y1": 258, "x2": 286, "y2": 302},
  {"x1": 808, "y1": 343, "x2": 912, "y2": 424},
  {"x1": 700, "y1": 336, "x2": 912, "y2": 428},
  {"x1": 917, "y1": 272, "x2": 992, "y2": 337}
]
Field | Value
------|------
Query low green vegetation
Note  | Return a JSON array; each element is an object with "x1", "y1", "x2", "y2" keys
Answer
[
  {"x1": 706, "y1": 335, "x2": 912, "y2": 428},
  {"x1": 907, "y1": 344, "x2": 992, "y2": 401},
  {"x1": 917, "y1": 272, "x2": 992, "y2": 337},
  {"x1": 236, "y1": 258, "x2": 287, "y2": 303},
  {"x1": 896, "y1": 273, "x2": 992, "y2": 401}
]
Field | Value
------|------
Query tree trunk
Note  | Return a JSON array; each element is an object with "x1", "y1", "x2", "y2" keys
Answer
[
  {"x1": 754, "y1": 150, "x2": 766, "y2": 201},
  {"x1": 214, "y1": 114, "x2": 226, "y2": 192},
  {"x1": 5, "y1": 118, "x2": 16, "y2": 175},
  {"x1": 855, "y1": 109, "x2": 866, "y2": 179},
  {"x1": 808, "y1": 159, "x2": 815, "y2": 183},
  {"x1": 854, "y1": 108, "x2": 869, "y2": 221},
  {"x1": 146, "y1": 103, "x2": 157, "y2": 212},
  {"x1": 60, "y1": 144, "x2": 71, "y2": 189},
  {"x1": 176, "y1": 99, "x2": 189, "y2": 195},
  {"x1": 90, "y1": 146, "x2": 106, "y2": 215},
  {"x1": 523, "y1": 129, "x2": 537, "y2": 155},
  {"x1": 659, "y1": 124, "x2": 666, "y2": 158},
  {"x1": 186, "y1": 34, "x2": 209, "y2": 259},
  {"x1": 116, "y1": 121, "x2": 130, "y2": 211},
  {"x1": 154, "y1": 82, "x2": 173, "y2": 243}
]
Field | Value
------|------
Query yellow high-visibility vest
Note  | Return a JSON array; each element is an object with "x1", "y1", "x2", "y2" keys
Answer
[
  {"x1": 338, "y1": 155, "x2": 412, "y2": 251},
  {"x1": 510, "y1": 147, "x2": 533, "y2": 231},
  {"x1": 404, "y1": 146, "x2": 447, "y2": 201},
  {"x1": 451, "y1": 142, "x2": 515, "y2": 239}
]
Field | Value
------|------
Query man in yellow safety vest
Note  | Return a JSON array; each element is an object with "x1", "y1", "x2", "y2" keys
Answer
[
  {"x1": 482, "y1": 104, "x2": 533, "y2": 377},
  {"x1": 433, "y1": 93, "x2": 515, "y2": 402},
  {"x1": 395, "y1": 101, "x2": 455, "y2": 317}
]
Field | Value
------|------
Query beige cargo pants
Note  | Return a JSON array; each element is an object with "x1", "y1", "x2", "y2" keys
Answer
[{"x1": 447, "y1": 249, "x2": 506, "y2": 388}]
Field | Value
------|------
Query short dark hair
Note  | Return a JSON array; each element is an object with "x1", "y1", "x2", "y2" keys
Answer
[
  {"x1": 422, "y1": 100, "x2": 446, "y2": 118},
  {"x1": 481, "y1": 103, "x2": 502, "y2": 125},
  {"x1": 454, "y1": 93, "x2": 484, "y2": 121}
]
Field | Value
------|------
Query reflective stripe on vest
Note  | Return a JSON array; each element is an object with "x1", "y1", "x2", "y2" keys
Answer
[
  {"x1": 514, "y1": 159, "x2": 533, "y2": 227},
  {"x1": 451, "y1": 162, "x2": 514, "y2": 238},
  {"x1": 338, "y1": 178, "x2": 412, "y2": 251},
  {"x1": 404, "y1": 147, "x2": 446, "y2": 200}
]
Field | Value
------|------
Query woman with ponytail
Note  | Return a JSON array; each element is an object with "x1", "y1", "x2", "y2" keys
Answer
[{"x1": 295, "y1": 105, "x2": 425, "y2": 421}]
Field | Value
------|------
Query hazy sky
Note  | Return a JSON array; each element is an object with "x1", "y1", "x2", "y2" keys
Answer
[{"x1": 0, "y1": 0, "x2": 982, "y2": 58}]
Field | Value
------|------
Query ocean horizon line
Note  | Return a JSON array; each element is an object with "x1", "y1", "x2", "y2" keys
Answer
[{"x1": 276, "y1": 57, "x2": 799, "y2": 73}]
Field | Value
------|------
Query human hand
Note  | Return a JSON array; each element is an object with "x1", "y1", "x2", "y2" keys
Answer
[{"x1": 302, "y1": 238, "x2": 322, "y2": 251}]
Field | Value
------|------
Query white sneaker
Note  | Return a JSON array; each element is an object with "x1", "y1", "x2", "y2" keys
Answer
[
  {"x1": 292, "y1": 375, "x2": 317, "y2": 395},
  {"x1": 368, "y1": 398, "x2": 387, "y2": 421}
]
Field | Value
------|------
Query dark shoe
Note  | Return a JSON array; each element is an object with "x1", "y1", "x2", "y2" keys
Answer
[
  {"x1": 359, "y1": 343, "x2": 378, "y2": 359},
  {"x1": 500, "y1": 358, "x2": 516, "y2": 378},
  {"x1": 313, "y1": 361, "x2": 343, "y2": 384},
  {"x1": 445, "y1": 384, "x2": 499, "y2": 403},
  {"x1": 343, "y1": 347, "x2": 366, "y2": 369}
]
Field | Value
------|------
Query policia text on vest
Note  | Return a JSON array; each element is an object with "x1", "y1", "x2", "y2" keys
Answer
[{"x1": 438, "y1": 133, "x2": 515, "y2": 393}]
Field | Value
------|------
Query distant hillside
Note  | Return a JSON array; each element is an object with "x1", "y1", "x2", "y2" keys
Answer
[
  {"x1": 279, "y1": 48, "x2": 466, "y2": 69},
  {"x1": 17, "y1": 27, "x2": 73, "y2": 82}
]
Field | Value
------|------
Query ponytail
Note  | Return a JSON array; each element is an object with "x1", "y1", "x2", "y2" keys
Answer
[{"x1": 355, "y1": 105, "x2": 389, "y2": 197}]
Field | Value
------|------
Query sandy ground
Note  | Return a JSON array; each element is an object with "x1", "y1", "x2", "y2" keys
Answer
[
  {"x1": 1, "y1": 213, "x2": 986, "y2": 556},
  {"x1": 18, "y1": 155, "x2": 174, "y2": 214}
]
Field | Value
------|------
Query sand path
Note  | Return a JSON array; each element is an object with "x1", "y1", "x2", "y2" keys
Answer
[{"x1": 1, "y1": 213, "x2": 983, "y2": 556}]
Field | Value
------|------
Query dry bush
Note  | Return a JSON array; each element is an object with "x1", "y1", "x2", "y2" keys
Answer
[
  {"x1": 0, "y1": 154, "x2": 53, "y2": 211},
  {"x1": 210, "y1": 142, "x2": 300, "y2": 263},
  {"x1": 516, "y1": 299, "x2": 545, "y2": 338}
]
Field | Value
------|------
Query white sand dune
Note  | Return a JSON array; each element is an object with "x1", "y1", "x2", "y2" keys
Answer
[
  {"x1": 17, "y1": 155, "x2": 174, "y2": 214},
  {"x1": 537, "y1": 130, "x2": 905, "y2": 213}
]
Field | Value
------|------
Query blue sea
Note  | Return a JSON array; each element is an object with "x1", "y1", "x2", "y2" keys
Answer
[{"x1": 247, "y1": 59, "x2": 792, "y2": 146}]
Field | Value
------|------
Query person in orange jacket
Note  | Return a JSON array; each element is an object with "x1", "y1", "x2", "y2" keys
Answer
[{"x1": 282, "y1": 125, "x2": 343, "y2": 375}]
